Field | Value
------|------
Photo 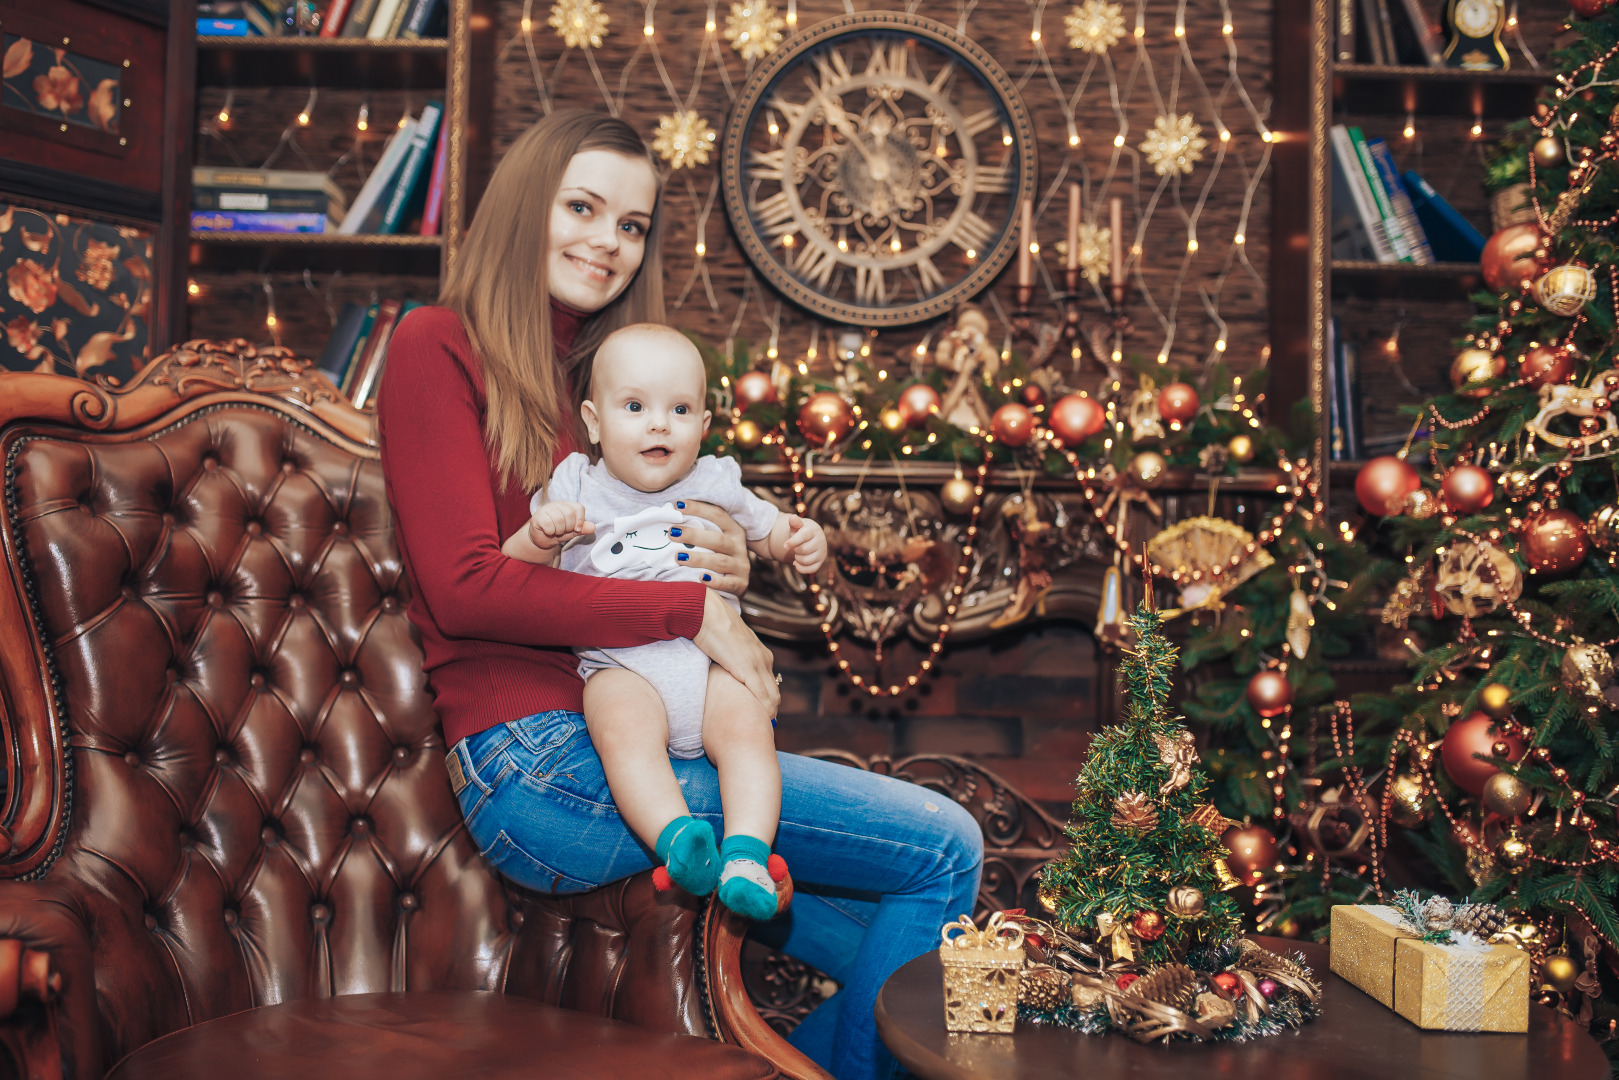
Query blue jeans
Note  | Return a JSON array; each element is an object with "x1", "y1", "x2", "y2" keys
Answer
[{"x1": 450, "y1": 711, "x2": 983, "y2": 1080}]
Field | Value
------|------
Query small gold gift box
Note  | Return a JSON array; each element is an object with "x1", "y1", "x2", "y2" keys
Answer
[
  {"x1": 939, "y1": 912, "x2": 1026, "y2": 1034},
  {"x1": 1330, "y1": 905, "x2": 1528, "y2": 1032}
]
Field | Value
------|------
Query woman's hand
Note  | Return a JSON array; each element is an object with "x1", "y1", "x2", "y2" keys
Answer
[
  {"x1": 693, "y1": 590, "x2": 780, "y2": 714},
  {"x1": 675, "y1": 501, "x2": 751, "y2": 597}
]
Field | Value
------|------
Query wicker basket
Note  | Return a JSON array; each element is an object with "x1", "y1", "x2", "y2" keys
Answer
[{"x1": 1490, "y1": 183, "x2": 1537, "y2": 231}]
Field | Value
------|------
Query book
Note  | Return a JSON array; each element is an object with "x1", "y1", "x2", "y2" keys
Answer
[
  {"x1": 193, "y1": 167, "x2": 346, "y2": 204},
  {"x1": 346, "y1": 299, "x2": 402, "y2": 404},
  {"x1": 194, "y1": 187, "x2": 337, "y2": 217},
  {"x1": 401, "y1": 0, "x2": 443, "y2": 37},
  {"x1": 241, "y1": 3, "x2": 278, "y2": 35},
  {"x1": 366, "y1": 0, "x2": 407, "y2": 38},
  {"x1": 1394, "y1": 0, "x2": 1442, "y2": 65},
  {"x1": 380, "y1": 100, "x2": 443, "y2": 234},
  {"x1": 1371, "y1": 0, "x2": 1398, "y2": 65},
  {"x1": 1336, "y1": 0, "x2": 1356, "y2": 62},
  {"x1": 319, "y1": 0, "x2": 353, "y2": 35},
  {"x1": 339, "y1": 0, "x2": 380, "y2": 35},
  {"x1": 1330, "y1": 125, "x2": 1394, "y2": 261},
  {"x1": 339, "y1": 303, "x2": 380, "y2": 395},
  {"x1": 419, "y1": 124, "x2": 449, "y2": 236},
  {"x1": 337, "y1": 120, "x2": 416, "y2": 234},
  {"x1": 1347, "y1": 125, "x2": 1414, "y2": 261},
  {"x1": 317, "y1": 301, "x2": 369, "y2": 385},
  {"x1": 383, "y1": 0, "x2": 412, "y2": 37},
  {"x1": 356, "y1": 300, "x2": 422, "y2": 407},
  {"x1": 1329, "y1": 316, "x2": 1364, "y2": 462},
  {"x1": 198, "y1": 17, "x2": 253, "y2": 34},
  {"x1": 191, "y1": 211, "x2": 327, "y2": 232},
  {"x1": 1404, "y1": 170, "x2": 1488, "y2": 262},
  {"x1": 1366, "y1": 138, "x2": 1433, "y2": 264},
  {"x1": 1359, "y1": 0, "x2": 1385, "y2": 63}
]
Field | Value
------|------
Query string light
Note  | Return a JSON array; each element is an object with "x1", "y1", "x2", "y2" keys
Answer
[
  {"x1": 296, "y1": 87, "x2": 316, "y2": 127},
  {"x1": 216, "y1": 89, "x2": 234, "y2": 126},
  {"x1": 356, "y1": 100, "x2": 369, "y2": 132},
  {"x1": 1403, "y1": 113, "x2": 1416, "y2": 140},
  {"x1": 1471, "y1": 115, "x2": 1484, "y2": 138}
]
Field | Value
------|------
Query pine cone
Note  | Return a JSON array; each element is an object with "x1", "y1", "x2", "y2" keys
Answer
[
  {"x1": 1420, "y1": 896, "x2": 1455, "y2": 932},
  {"x1": 1237, "y1": 940, "x2": 1313, "y2": 986},
  {"x1": 1129, "y1": 962, "x2": 1199, "y2": 1011},
  {"x1": 1111, "y1": 792, "x2": 1160, "y2": 832},
  {"x1": 1018, "y1": 965, "x2": 1073, "y2": 1012},
  {"x1": 1195, "y1": 991, "x2": 1238, "y2": 1028},
  {"x1": 1453, "y1": 903, "x2": 1507, "y2": 939}
]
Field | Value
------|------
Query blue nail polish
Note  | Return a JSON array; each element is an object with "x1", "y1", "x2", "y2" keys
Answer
[
  {"x1": 677, "y1": 552, "x2": 689, "y2": 561},
  {"x1": 770, "y1": 717, "x2": 777, "y2": 728},
  {"x1": 676, "y1": 501, "x2": 686, "y2": 509},
  {"x1": 702, "y1": 573, "x2": 711, "y2": 582},
  {"x1": 670, "y1": 527, "x2": 682, "y2": 537}
]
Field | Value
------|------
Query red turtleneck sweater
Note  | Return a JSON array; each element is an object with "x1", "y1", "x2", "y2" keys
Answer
[{"x1": 376, "y1": 302, "x2": 706, "y2": 747}]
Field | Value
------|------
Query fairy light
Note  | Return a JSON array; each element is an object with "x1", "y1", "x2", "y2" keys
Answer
[
  {"x1": 1471, "y1": 116, "x2": 1483, "y2": 138},
  {"x1": 890, "y1": 235, "x2": 902, "y2": 252},
  {"x1": 1030, "y1": 26, "x2": 1041, "y2": 42},
  {"x1": 1001, "y1": 129, "x2": 1012, "y2": 146},
  {"x1": 1218, "y1": 127, "x2": 1230, "y2": 142},
  {"x1": 397, "y1": 110, "x2": 409, "y2": 129},
  {"x1": 296, "y1": 88, "x2": 315, "y2": 127},
  {"x1": 356, "y1": 100, "x2": 370, "y2": 131},
  {"x1": 694, "y1": 241, "x2": 706, "y2": 257},
  {"x1": 521, "y1": 14, "x2": 533, "y2": 32},
  {"x1": 187, "y1": 279, "x2": 200, "y2": 297},
  {"x1": 1215, "y1": 337, "x2": 1227, "y2": 352},
  {"x1": 782, "y1": 232, "x2": 795, "y2": 248},
  {"x1": 1403, "y1": 113, "x2": 1416, "y2": 140},
  {"x1": 644, "y1": 16, "x2": 653, "y2": 35},
  {"x1": 1113, "y1": 132, "x2": 1125, "y2": 148},
  {"x1": 1234, "y1": 232, "x2": 1246, "y2": 244},
  {"x1": 1187, "y1": 236, "x2": 1199, "y2": 253},
  {"x1": 1222, "y1": 20, "x2": 1233, "y2": 34},
  {"x1": 965, "y1": 248, "x2": 977, "y2": 260},
  {"x1": 786, "y1": 0, "x2": 795, "y2": 26},
  {"x1": 216, "y1": 89, "x2": 234, "y2": 125}
]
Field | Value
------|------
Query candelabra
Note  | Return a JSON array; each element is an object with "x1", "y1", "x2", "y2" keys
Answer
[{"x1": 1010, "y1": 188, "x2": 1131, "y2": 373}]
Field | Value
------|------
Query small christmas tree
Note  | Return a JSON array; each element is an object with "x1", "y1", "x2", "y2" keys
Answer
[{"x1": 1040, "y1": 586, "x2": 1243, "y2": 964}]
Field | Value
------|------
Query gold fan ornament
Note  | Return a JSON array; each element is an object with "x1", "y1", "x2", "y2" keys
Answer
[{"x1": 1146, "y1": 516, "x2": 1276, "y2": 616}]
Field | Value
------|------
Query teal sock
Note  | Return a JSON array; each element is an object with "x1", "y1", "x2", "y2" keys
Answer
[
  {"x1": 718, "y1": 834, "x2": 778, "y2": 920},
  {"x1": 654, "y1": 816, "x2": 719, "y2": 896}
]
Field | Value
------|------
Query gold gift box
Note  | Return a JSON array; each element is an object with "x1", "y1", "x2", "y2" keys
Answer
[
  {"x1": 1329, "y1": 905, "x2": 1529, "y2": 1032},
  {"x1": 939, "y1": 913, "x2": 1025, "y2": 1034}
]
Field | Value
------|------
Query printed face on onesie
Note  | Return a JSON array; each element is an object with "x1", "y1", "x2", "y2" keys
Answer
[{"x1": 582, "y1": 326, "x2": 711, "y2": 494}]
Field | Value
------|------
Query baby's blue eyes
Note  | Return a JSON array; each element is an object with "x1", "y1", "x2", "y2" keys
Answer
[
  {"x1": 621, "y1": 402, "x2": 694, "y2": 415},
  {"x1": 674, "y1": 404, "x2": 689, "y2": 415},
  {"x1": 626, "y1": 402, "x2": 641, "y2": 413}
]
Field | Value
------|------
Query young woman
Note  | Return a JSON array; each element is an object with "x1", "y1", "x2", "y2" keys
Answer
[{"x1": 377, "y1": 108, "x2": 983, "y2": 1080}]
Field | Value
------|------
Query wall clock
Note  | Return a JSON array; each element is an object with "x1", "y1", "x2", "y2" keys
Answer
[{"x1": 720, "y1": 11, "x2": 1038, "y2": 327}]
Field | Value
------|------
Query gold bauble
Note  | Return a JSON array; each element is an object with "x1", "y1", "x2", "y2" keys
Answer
[
  {"x1": 1038, "y1": 882, "x2": 1060, "y2": 914},
  {"x1": 1402, "y1": 489, "x2": 1439, "y2": 520},
  {"x1": 1534, "y1": 264, "x2": 1598, "y2": 318},
  {"x1": 1495, "y1": 829, "x2": 1532, "y2": 869},
  {"x1": 1543, "y1": 954, "x2": 1580, "y2": 994},
  {"x1": 1532, "y1": 135, "x2": 1566, "y2": 169},
  {"x1": 1227, "y1": 433, "x2": 1255, "y2": 464},
  {"x1": 1499, "y1": 916, "x2": 1541, "y2": 950},
  {"x1": 1130, "y1": 450, "x2": 1167, "y2": 487},
  {"x1": 941, "y1": 475, "x2": 978, "y2": 516},
  {"x1": 733, "y1": 418, "x2": 763, "y2": 449},
  {"x1": 1478, "y1": 682, "x2": 1513, "y2": 720},
  {"x1": 1166, "y1": 885, "x2": 1206, "y2": 918},
  {"x1": 1482, "y1": 772, "x2": 1532, "y2": 818},
  {"x1": 1591, "y1": 504, "x2": 1619, "y2": 551},
  {"x1": 1450, "y1": 348, "x2": 1505, "y2": 398},
  {"x1": 1501, "y1": 470, "x2": 1537, "y2": 501},
  {"x1": 1389, "y1": 772, "x2": 1430, "y2": 827},
  {"x1": 880, "y1": 408, "x2": 905, "y2": 433},
  {"x1": 1561, "y1": 641, "x2": 1615, "y2": 701}
]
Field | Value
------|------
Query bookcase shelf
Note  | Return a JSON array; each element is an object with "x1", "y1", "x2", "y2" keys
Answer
[
  {"x1": 189, "y1": 232, "x2": 444, "y2": 274},
  {"x1": 1333, "y1": 62, "x2": 1551, "y2": 119},
  {"x1": 196, "y1": 37, "x2": 450, "y2": 89},
  {"x1": 1330, "y1": 259, "x2": 1485, "y2": 299}
]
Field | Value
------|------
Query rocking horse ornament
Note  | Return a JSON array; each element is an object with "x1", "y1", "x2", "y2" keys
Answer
[{"x1": 1527, "y1": 381, "x2": 1619, "y2": 449}]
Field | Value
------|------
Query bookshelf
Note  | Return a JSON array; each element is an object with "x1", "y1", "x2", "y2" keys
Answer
[
  {"x1": 1276, "y1": 1, "x2": 1564, "y2": 479},
  {"x1": 186, "y1": 0, "x2": 496, "y2": 360}
]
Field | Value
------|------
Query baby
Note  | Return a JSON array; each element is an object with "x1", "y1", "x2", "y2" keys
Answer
[{"x1": 502, "y1": 323, "x2": 827, "y2": 920}]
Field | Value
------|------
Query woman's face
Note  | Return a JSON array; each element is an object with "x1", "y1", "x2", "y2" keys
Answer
[{"x1": 547, "y1": 149, "x2": 658, "y2": 313}]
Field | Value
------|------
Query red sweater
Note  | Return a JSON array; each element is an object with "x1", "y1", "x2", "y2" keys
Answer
[{"x1": 376, "y1": 304, "x2": 707, "y2": 747}]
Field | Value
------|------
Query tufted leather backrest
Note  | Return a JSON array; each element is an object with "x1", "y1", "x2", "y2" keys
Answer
[{"x1": 0, "y1": 356, "x2": 711, "y2": 1067}]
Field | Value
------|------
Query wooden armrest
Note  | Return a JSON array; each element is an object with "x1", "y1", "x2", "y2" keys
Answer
[
  {"x1": 0, "y1": 882, "x2": 102, "y2": 1080},
  {"x1": 704, "y1": 897, "x2": 833, "y2": 1080}
]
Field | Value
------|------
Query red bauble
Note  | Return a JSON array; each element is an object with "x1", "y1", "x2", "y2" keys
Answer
[
  {"x1": 1354, "y1": 455, "x2": 1421, "y2": 516},
  {"x1": 733, "y1": 370, "x2": 777, "y2": 412},
  {"x1": 897, "y1": 383, "x2": 941, "y2": 429},
  {"x1": 1520, "y1": 345, "x2": 1576, "y2": 388},
  {"x1": 1441, "y1": 711, "x2": 1526, "y2": 796},
  {"x1": 1572, "y1": 0, "x2": 1614, "y2": 17},
  {"x1": 797, "y1": 392, "x2": 854, "y2": 445},
  {"x1": 1246, "y1": 668, "x2": 1294, "y2": 718},
  {"x1": 991, "y1": 402, "x2": 1035, "y2": 446},
  {"x1": 1210, "y1": 972, "x2": 1242, "y2": 997},
  {"x1": 1157, "y1": 382, "x2": 1200, "y2": 424},
  {"x1": 1131, "y1": 911, "x2": 1167, "y2": 942},
  {"x1": 1481, "y1": 223, "x2": 1545, "y2": 293},
  {"x1": 1441, "y1": 465, "x2": 1495, "y2": 514},
  {"x1": 1020, "y1": 383, "x2": 1046, "y2": 408},
  {"x1": 1223, "y1": 824, "x2": 1281, "y2": 884},
  {"x1": 1048, "y1": 393, "x2": 1106, "y2": 444},
  {"x1": 1522, "y1": 508, "x2": 1589, "y2": 573}
]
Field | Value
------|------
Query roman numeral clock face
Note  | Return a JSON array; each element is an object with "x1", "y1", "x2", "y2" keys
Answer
[{"x1": 720, "y1": 13, "x2": 1037, "y2": 326}]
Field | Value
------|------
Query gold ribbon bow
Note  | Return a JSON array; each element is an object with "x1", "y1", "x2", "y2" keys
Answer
[
  {"x1": 941, "y1": 911, "x2": 1027, "y2": 951},
  {"x1": 1095, "y1": 911, "x2": 1135, "y2": 962}
]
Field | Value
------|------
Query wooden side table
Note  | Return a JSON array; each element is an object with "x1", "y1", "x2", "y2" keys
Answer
[{"x1": 875, "y1": 937, "x2": 1608, "y2": 1080}]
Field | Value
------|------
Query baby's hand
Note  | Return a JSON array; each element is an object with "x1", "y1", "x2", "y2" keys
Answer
[
  {"x1": 529, "y1": 501, "x2": 595, "y2": 549},
  {"x1": 783, "y1": 515, "x2": 827, "y2": 576}
]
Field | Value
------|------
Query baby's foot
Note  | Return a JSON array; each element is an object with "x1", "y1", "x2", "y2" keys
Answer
[
  {"x1": 717, "y1": 834, "x2": 780, "y2": 920},
  {"x1": 655, "y1": 816, "x2": 719, "y2": 896}
]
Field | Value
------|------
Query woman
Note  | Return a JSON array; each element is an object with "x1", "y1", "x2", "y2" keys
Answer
[{"x1": 377, "y1": 108, "x2": 982, "y2": 1080}]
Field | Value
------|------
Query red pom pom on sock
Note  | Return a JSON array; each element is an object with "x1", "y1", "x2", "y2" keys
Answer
[
  {"x1": 653, "y1": 866, "x2": 673, "y2": 891},
  {"x1": 767, "y1": 854, "x2": 788, "y2": 882}
]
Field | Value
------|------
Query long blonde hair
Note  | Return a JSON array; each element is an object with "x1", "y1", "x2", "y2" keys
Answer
[{"x1": 440, "y1": 109, "x2": 666, "y2": 492}]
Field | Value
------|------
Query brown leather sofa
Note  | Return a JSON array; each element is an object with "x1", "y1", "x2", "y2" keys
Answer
[{"x1": 0, "y1": 342, "x2": 830, "y2": 1079}]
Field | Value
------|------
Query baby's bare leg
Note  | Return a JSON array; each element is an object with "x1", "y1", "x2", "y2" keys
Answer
[
  {"x1": 704, "y1": 666, "x2": 784, "y2": 919},
  {"x1": 583, "y1": 669, "x2": 690, "y2": 839},
  {"x1": 702, "y1": 665, "x2": 782, "y2": 844}
]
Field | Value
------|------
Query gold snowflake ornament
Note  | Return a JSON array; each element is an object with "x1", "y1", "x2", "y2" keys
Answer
[
  {"x1": 725, "y1": 1, "x2": 785, "y2": 61},
  {"x1": 1073, "y1": 220, "x2": 1110, "y2": 285},
  {"x1": 1065, "y1": 1, "x2": 1125, "y2": 53},
  {"x1": 1140, "y1": 113, "x2": 1207, "y2": 177},
  {"x1": 549, "y1": 0, "x2": 608, "y2": 49},
  {"x1": 653, "y1": 111, "x2": 716, "y2": 170}
]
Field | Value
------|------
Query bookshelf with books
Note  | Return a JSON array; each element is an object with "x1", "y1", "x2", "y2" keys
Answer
[
  {"x1": 186, "y1": 0, "x2": 493, "y2": 406},
  {"x1": 1275, "y1": 0, "x2": 1567, "y2": 478}
]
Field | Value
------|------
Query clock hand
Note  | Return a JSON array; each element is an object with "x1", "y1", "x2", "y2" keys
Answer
[{"x1": 808, "y1": 86, "x2": 886, "y2": 176}]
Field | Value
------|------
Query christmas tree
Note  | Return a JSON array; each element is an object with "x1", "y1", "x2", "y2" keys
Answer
[
  {"x1": 1350, "y1": 3, "x2": 1619, "y2": 1019},
  {"x1": 1040, "y1": 584, "x2": 1243, "y2": 964}
]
